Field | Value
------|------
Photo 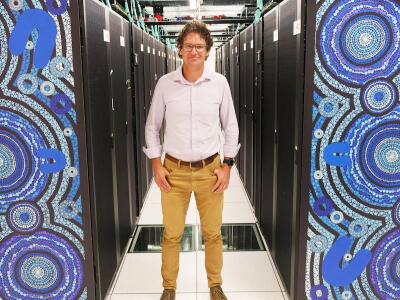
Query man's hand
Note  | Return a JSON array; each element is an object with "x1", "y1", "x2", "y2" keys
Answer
[
  {"x1": 212, "y1": 164, "x2": 231, "y2": 192},
  {"x1": 151, "y1": 157, "x2": 172, "y2": 192},
  {"x1": 154, "y1": 165, "x2": 172, "y2": 192}
]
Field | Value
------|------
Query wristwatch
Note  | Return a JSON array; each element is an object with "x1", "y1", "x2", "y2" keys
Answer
[{"x1": 223, "y1": 158, "x2": 235, "y2": 166}]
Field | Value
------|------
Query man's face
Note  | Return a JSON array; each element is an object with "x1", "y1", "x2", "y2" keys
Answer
[{"x1": 179, "y1": 32, "x2": 210, "y2": 67}]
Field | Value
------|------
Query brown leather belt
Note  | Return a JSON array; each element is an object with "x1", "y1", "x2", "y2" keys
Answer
[{"x1": 165, "y1": 153, "x2": 218, "y2": 168}]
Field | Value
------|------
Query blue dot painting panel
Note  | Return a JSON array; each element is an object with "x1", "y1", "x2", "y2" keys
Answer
[
  {"x1": 1, "y1": 0, "x2": 92, "y2": 299},
  {"x1": 305, "y1": 0, "x2": 400, "y2": 299}
]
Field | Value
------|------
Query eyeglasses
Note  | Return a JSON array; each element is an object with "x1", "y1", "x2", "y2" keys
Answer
[{"x1": 182, "y1": 43, "x2": 207, "y2": 52}]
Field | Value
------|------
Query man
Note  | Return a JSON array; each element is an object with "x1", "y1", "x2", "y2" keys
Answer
[{"x1": 143, "y1": 20, "x2": 240, "y2": 300}]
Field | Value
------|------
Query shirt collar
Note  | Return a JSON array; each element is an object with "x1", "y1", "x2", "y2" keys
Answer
[{"x1": 173, "y1": 65, "x2": 212, "y2": 85}]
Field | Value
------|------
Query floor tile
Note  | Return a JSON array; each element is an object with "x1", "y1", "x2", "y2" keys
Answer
[
  {"x1": 229, "y1": 167, "x2": 243, "y2": 188},
  {"x1": 222, "y1": 202, "x2": 256, "y2": 223},
  {"x1": 197, "y1": 291, "x2": 284, "y2": 300},
  {"x1": 110, "y1": 293, "x2": 196, "y2": 300},
  {"x1": 144, "y1": 181, "x2": 161, "y2": 204},
  {"x1": 265, "y1": 250, "x2": 287, "y2": 292},
  {"x1": 224, "y1": 184, "x2": 249, "y2": 203},
  {"x1": 113, "y1": 252, "x2": 197, "y2": 293},
  {"x1": 197, "y1": 251, "x2": 281, "y2": 292}
]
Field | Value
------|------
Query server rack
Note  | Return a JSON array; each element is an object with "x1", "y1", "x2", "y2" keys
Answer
[
  {"x1": 245, "y1": 24, "x2": 255, "y2": 206},
  {"x1": 238, "y1": 31, "x2": 248, "y2": 181},
  {"x1": 274, "y1": 0, "x2": 304, "y2": 294},
  {"x1": 216, "y1": 47, "x2": 222, "y2": 73},
  {"x1": 108, "y1": 9, "x2": 135, "y2": 260},
  {"x1": 229, "y1": 38, "x2": 238, "y2": 117},
  {"x1": 144, "y1": 32, "x2": 154, "y2": 189},
  {"x1": 230, "y1": 36, "x2": 240, "y2": 172},
  {"x1": 131, "y1": 24, "x2": 147, "y2": 208},
  {"x1": 175, "y1": 51, "x2": 181, "y2": 68},
  {"x1": 260, "y1": 6, "x2": 279, "y2": 256},
  {"x1": 221, "y1": 43, "x2": 230, "y2": 82},
  {"x1": 238, "y1": 25, "x2": 255, "y2": 200},
  {"x1": 253, "y1": 19, "x2": 263, "y2": 227},
  {"x1": 80, "y1": 1, "x2": 125, "y2": 298}
]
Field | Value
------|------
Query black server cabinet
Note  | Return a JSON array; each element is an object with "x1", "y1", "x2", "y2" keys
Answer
[
  {"x1": 171, "y1": 50, "x2": 176, "y2": 70},
  {"x1": 216, "y1": 47, "x2": 221, "y2": 73},
  {"x1": 161, "y1": 44, "x2": 166, "y2": 75},
  {"x1": 142, "y1": 31, "x2": 153, "y2": 190},
  {"x1": 275, "y1": 0, "x2": 305, "y2": 294},
  {"x1": 245, "y1": 25, "x2": 255, "y2": 206},
  {"x1": 147, "y1": 37, "x2": 156, "y2": 185},
  {"x1": 108, "y1": 10, "x2": 134, "y2": 259},
  {"x1": 149, "y1": 37, "x2": 157, "y2": 96},
  {"x1": 165, "y1": 47, "x2": 169, "y2": 73},
  {"x1": 238, "y1": 31, "x2": 247, "y2": 181},
  {"x1": 222, "y1": 43, "x2": 230, "y2": 82},
  {"x1": 229, "y1": 36, "x2": 240, "y2": 169},
  {"x1": 239, "y1": 26, "x2": 254, "y2": 199},
  {"x1": 146, "y1": 35, "x2": 154, "y2": 187},
  {"x1": 81, "y1": 2, "x2": 119, "y2": 298},
  {"x1": 260, "y1": 6, "x2": 279, "y2": 255},
  {"x1": 175, "y1": 51, "x2": 181, "y2": 68},
  {"x1": 155, "y1": 40, "x2": 164, "y2": 80},
  {"x1": 132, "y1": 25, "x2": 147, "y2": 209},
  {"x1": 80, "y1": 0, "x2": 139, "y2": 298},
  {"x1": 253, "y1": 19, "x2": 263, "y2": 225},
  {"x1": 229, "y1": 38, "x2": 238, "y2": 116},
  {"x1": 155, "y1": 41, "x2": 166, "y2": 146},
  {"x1": 125, "y1": 25, "x2": 139, "y2": 229},
  {"x1": 169, "y1": 47, "x2": 174, "y2": 73}
]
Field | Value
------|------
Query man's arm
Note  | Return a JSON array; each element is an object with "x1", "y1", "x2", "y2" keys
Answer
[
  {"x1": 142, "y1": 79, "x2": 172, "y2": 191},
  {"x1": 142, "y1": 80, "x2": 165, "y2": 167},
  {"x1": 212, "y1": 79, "x2": 240, "y2": 193},
  {"x1": 219, "y1": 78, "x2": 241, "y2": 160}
]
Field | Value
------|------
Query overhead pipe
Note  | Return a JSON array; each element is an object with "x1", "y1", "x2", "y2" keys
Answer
[{"x1": 145, "y1": 18, "x2": 253, "y2": 25}]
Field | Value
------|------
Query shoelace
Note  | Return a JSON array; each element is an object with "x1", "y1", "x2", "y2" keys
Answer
[
  {"x1": 162, "y1": 289, "x2": 174, "y2": 300},
  {"x1": 212, "y1": 287, "x2": 226, "y2": 299}
]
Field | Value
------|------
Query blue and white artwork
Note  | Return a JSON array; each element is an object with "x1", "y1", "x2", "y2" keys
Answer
[
  {"x1": 0, "y1": 0, "x2": 92, "y2": 298},
  {"x1": 305, "y1": 0, "x2": 400, "y2": 299}
]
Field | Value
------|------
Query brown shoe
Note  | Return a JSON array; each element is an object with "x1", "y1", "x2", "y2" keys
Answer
[
  {"x1": 210, "y1": 286, "x2": 228, "y2": 300},
  {"x1": 160, "y1": 289, "x2": 175, "y2": 300}
]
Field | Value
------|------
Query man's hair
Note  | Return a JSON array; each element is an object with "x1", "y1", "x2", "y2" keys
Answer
[{"x1": 176, "y1": 20, "x2": 213, "y2": 58}]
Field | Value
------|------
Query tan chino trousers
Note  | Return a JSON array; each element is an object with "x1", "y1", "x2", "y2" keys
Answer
[{"x1": 161, "y1": 154, "x2": 224, "y2": 290}]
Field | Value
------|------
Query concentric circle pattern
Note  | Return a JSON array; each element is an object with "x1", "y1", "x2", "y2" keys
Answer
[
  {"x1": 0, "y1": 111, "x2": 48, "y2": 203},
  {"x1": 361, "y1": 79, "x2": 398, "y2": 115},
  {"x1": 17, "y1": 252, "x2": 62, "y2": 292},
  {"x1": 0, "y1": 231, "x2": 83, "y2": 299},
  {"x1": 6, "y1": 201, "x2": 43, "y2": 233},
  {"x1": 341, "y1": 15, "x2": 390, "y2": 66},
  {"x1": 370, "y1": 229, "x2": 400, "y2": 299},
  {"x1": 343, "y1": 113, "x2": 400, "y2": 206},
  {"x1": 319, "y1": 0, "x2": 400, "y2": 85},
  {"x1": 393, "y1": 199, "x2": 400, "y2": 224}
]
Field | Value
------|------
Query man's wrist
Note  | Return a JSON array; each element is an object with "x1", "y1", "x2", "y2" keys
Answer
[{"x1": 222, "y1": 157, "x2": 234, "y2": 168}]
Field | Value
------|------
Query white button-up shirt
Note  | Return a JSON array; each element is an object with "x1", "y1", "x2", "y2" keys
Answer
[{"x1": 142, "y1": 65, "x2": 240, "y2": 162}]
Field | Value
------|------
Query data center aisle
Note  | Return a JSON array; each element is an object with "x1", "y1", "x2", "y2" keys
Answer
[{"x1": 106, "y1": 156, "x2": 289, "y2": 300}]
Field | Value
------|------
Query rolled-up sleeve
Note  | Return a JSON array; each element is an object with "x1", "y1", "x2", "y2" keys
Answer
[
  {"x1": 219, "y1": 78, "x2": 241, "y2": 158},
  {"x1": 142, "y1": 80, "x2": 165, "y2": 159}
]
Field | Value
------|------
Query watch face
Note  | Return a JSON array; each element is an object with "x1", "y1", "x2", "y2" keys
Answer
[{"x1": 224, "y1": 159, "x2": 234, "y2": 166}]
